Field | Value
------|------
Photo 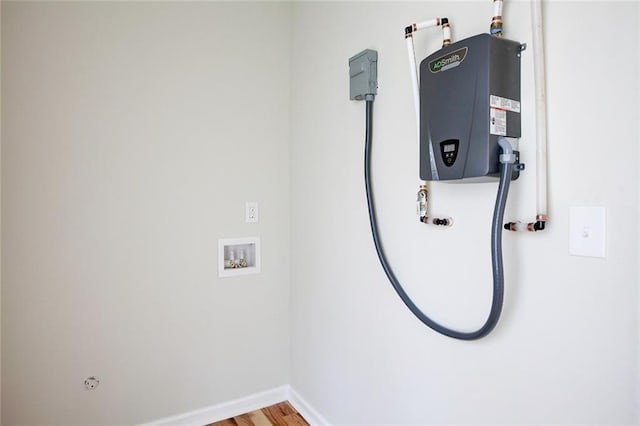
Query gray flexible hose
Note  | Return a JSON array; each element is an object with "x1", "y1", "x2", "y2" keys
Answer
[{"x1": 364, "y1": 98, "x2": 515, "y2": 340}]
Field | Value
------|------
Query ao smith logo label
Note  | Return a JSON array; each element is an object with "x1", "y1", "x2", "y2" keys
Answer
[{"x1": 429, "y1": 47, "x2": 468, "y2": 73}]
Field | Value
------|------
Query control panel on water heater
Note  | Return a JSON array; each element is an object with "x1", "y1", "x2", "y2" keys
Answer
[{"x1": 441, "y1": 140, "x2": 459, "y2": 167}]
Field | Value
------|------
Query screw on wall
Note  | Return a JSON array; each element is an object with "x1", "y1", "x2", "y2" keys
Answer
[{"x1": 84, "y1": 376, "x2": 100, "y2": 390}]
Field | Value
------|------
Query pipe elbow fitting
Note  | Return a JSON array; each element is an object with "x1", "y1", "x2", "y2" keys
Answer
[
  {"x1": 533, "y1": 220, "x2": 546, "y2": 231},
  {"x1": 405, "y1": 25, "x2": 414, "y2": 38}
]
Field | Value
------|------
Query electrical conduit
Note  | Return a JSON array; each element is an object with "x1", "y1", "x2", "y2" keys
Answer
[{"x1": 364, "y1": 97, "x2": 516, "y2": 340}]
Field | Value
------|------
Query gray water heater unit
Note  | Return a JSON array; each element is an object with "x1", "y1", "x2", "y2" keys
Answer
[{"x1": 420, "y1": 33, "x2": 523, "y2": 182}]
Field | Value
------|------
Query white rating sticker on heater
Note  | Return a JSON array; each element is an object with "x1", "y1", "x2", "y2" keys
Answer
[
  {"x1": 490, "y1": 107, "x2": 507, "y2": 136},
  {"x1": 490, "y1": 95, "x2": 521, "y2": 113}
]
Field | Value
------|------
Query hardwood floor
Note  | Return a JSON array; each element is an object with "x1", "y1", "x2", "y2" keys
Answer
[{"x1": 208, "y1": 401, "x2": 309, "y2": 426}]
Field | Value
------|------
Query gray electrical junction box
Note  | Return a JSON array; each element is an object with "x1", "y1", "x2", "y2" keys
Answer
[
  {"x1": 349, "y1": 49, "x2": 378, "y2": 100},
  {"x1": 420, "y1": 33, "x2": 523, "y2": 182}
]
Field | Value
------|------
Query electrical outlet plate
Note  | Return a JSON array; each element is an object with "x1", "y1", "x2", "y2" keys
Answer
[
  {"x1": 569, "y1": 206, "x2": 606, "y2": 258},
  {"x1": 246, "y1": 202, "x2": 258, "y2": 223}
]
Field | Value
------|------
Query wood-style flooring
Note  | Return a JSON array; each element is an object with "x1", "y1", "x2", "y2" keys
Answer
[{"x1": 208, "y1": 401, "x2": 309, "y2": 426}]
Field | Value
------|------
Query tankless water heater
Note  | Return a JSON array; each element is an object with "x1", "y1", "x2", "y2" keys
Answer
[{"x1": 420, "y1": 33, "x2": 523, "y2": 181}]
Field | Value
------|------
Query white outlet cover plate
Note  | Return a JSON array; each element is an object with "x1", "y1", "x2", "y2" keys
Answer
[
  {"x1": 569, "y1": 206, "x2": 606, "y2": 258},
  {"x1": 246, "y1": 202, "x2": 258, "y2": 223}
]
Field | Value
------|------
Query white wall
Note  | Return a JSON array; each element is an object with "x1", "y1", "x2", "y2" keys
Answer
[
  {"x1": 2, "y1": 1, "x2": 639, "y2": 425},
  {"x1": 2, "y1": 2, "x2": 291, "y2": 425},
  {"x1": 290, "y1": 2, "x2": 639, "y2": 425}
]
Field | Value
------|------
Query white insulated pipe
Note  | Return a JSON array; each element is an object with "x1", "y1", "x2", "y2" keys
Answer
[
  {"x1": 491, "y1": 0, "x2": 504, "y2": 36},
  {"x1": 415, "y1": 18, "x2": 440, "y2": 30},
  {"x1": 493, "y1": 0, "x2": 504, "y2": 18},
  {"x1": 405, "y1": 18, "x2": 442, "y2": 144},
  {"x1": 531, "y1": 0, "x2": 548, "y2": 220},
  {"x1": 504, "y1": 0, "x2": 550, "y2": 231},
  {"x1": 406, "y1": 37, "x2": 421, "y2": 149},
  {"x1": 405, "y1": 18, "x2": 444, "y2": 187},
  {"x1": 442, "y1": 23, "x2": 451, "y2": 44}
]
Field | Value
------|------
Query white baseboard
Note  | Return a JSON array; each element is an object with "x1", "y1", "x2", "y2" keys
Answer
[
  {"x1": 287, "y1": 386, "x2": 330, "y2": 426},
  {"x1": 140, "y1": 385, "x2": 329, "y2": 426},
  {"x1": 141, "y1": 385, "x2": 290, "y2": 426}
]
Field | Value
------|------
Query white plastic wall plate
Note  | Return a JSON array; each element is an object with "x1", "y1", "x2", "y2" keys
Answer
[
  {"x1": 569, "y1": 206, "x2": 606, "y2": 258},
  {"x1": 246, "y1": 202, "x2": 258, "y2": 223}
]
